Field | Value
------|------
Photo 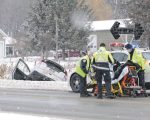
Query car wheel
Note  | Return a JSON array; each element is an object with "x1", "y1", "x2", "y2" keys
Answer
[{"x1": 70, "y1": 73, "x2": 81, "y2": 93}]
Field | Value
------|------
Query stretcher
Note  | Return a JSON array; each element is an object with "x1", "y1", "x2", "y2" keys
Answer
[{"x1": 89, "y1": 65, "x2": 148, "y2": 97}]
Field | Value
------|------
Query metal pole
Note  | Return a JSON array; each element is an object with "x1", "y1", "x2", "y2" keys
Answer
[{"x1": 55, "y1": 14, "x2": 58, "y2": 61}]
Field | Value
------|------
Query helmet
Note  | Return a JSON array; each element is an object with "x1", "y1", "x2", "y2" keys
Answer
[{"x1": 125, "y1": 43, "x2": 133, "y2": 49}]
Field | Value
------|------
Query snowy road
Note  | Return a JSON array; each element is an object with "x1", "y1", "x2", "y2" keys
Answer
[{"x1": 0, "y1": 88, "x2": 150, "y2": 120}]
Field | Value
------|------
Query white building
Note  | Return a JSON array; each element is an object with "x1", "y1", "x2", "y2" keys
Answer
[
  {"x1": 4, "y1": 36, "x2": 16, "y2": 57},
  {"x1": 0, "y1": 29, "x2": 16, "y2": 58},
  {"x1": 0, "y1": 29, "x2": 6, "y2": 58}
]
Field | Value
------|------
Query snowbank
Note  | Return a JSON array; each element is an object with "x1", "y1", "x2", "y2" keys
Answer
[{"x1": 0, "y1": 80, "x2": 71, "y2": 91}]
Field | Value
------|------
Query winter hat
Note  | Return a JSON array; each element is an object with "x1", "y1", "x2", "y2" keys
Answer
[
  {"x1": 82, "y1": 48, "x2": 88, "y2": 55},
  {"x1": 125, "y1": 43, "x2": 133, "y2": 49}
]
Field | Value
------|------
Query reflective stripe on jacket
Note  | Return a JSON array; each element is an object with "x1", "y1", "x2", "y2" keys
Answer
[
  {"x1": 93, "y1": 47, "x2": 114, "y2": 63},
  {"x1": 75, "y1": 55, "x2": 90, "y2": 78}
]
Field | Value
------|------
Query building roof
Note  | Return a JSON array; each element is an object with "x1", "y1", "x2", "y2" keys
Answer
[
  {"x1": 0, "y1": 29, "x2": 16, "y2": 45},
  {"x1": 91, "y1": 19, "x2": 130, "y2": 31},
  {"x1": 0, "y1": 29, "x2": 8, "y2": 38},
  {"x1": 4, "y1": 37, "x2": 16, "y2": 45}
]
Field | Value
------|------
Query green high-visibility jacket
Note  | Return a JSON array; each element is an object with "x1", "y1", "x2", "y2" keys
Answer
[
  {"x1": 128, "y1": 48, "x2": 145, "y2": 70},
  {"x1": 75, "y1": 55, "x2": 90, "y2": 78},
  {"x1": 93, "y1": 47, "x2": 114, "y2": 63}
]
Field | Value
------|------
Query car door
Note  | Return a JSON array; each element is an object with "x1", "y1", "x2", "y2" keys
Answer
[
  {"x1": 142, "y1": 51, "x2": 150, "y2": 88},
  {"x1": 43, "y1": 59, "x2": 67, "y2": 81},
  {"x1": 12, "y1": 59, "x2": 30, "y2": 80}
]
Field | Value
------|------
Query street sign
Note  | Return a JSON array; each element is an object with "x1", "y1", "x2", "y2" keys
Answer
[{"x1": 110, "y1": 21, "x2": 144, "y2": 40}]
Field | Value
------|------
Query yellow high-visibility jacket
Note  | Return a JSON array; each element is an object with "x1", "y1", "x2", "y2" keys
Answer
[
  {"x1": 93, "y1": 47, "x2": 114, "y2": 63},
  {"x1": 128, "y1": 48, "x2": 145, "y2": 70},
  {"x1": 75, "y1": 55, "x2": 90, "y2": 78}
]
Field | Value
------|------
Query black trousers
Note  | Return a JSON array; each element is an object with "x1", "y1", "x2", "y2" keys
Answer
[
  {"x1": 95, "y1": 69, "x2": 112, "y2": 96},
  {"x1": 79, "y1": 75, "x2": 87, "y2": 95},
  {"x1": 138, "y1": 70, "x2": 145, "y2": 88}
]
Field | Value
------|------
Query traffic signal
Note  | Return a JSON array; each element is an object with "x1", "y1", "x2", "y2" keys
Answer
[
  {"x1": 110, "y1": 22, "x2": 120, "y2": 39},
  {"x1": 110, "y1": 21, "x2": 144, "y2": 40},
  {"x1": 134, "y1": 23, "x2": 144, "y2": 40}
]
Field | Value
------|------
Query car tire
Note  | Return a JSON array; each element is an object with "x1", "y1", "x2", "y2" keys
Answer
[{"x1": 70, "y1": 73, "x2": 81, "y2": 93}]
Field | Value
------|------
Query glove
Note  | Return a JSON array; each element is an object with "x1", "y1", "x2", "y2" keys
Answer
[
  {"x1": 127, "y1": 60, "x2": 132, "y2": 63},
  {"x1": 92, "y1": 65, "x2": 96, "y2": 72},
  {"x1": 116, "y1": 61, "x2": 121, "y2": 66}
]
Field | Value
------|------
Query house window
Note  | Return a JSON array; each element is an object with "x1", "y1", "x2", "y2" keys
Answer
[{"x1": 6, "y1": 46, "x2": 14, "y2": 56}]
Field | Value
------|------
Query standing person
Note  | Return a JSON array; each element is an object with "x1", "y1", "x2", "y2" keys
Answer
[
  {"x1": 75, "y1": 48, "x2": 92, "y2": 97},
  {"x1": 92, "y1": 43, "x2": 115, "y2": 99}
]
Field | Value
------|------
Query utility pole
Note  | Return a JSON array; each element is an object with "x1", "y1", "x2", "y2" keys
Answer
[
  {"x1": 114, "y1": 0, "x2": 118, "y2": 16},
  {"x1": 55, "y1": 14, "x2": 58, "y2": 61}
]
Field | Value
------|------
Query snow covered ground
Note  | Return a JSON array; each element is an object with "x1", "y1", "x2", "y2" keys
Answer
[
  {"x1": 0, "y1": 112, "x2": 70, "y2": 120},
  {"x1": 0, "y1": 57, "x2": 76, "y2": 119}
]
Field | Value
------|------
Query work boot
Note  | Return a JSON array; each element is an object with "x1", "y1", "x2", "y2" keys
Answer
[
  {"x1": 80, "y1": 92, "x2": 92, "y2": 97},
  {"x1": 85, "y1": 91, "x2": 92, "y2": 97},
  {"x1": 80, "y1": 93, "x2": 88, "y2": 97},
  {"x1": 97, "y1": 94, "x2": 103, "y2": 99},
  {"x1": 86, "y1": 93, "x2": 92, "y2": 97},
  {"x1": 106, "y1": 93, "x2": 115, "y2": 99}
]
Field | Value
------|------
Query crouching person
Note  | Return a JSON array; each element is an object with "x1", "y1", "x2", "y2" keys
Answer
[
  {"x1": 113, "y1": 43, "x2": 146, "y2": 90},
  {"x1": 125, "y1": 44, "x2": 146, "y2": 89},
  {"x1": 75, "y1": 49, "x2": 92, "y2": 97},
  {"x1": 92, "y1": 43, "x2": 115, "y2": 99}
]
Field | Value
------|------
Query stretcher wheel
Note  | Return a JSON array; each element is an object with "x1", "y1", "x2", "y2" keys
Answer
[
  {"x1": 144, "y1": 93, "x2": 148, "y2": 97},
  {"x1": 130, "y1": 91, "x2": 137, "y2": 98},
  {"x1": 117, "y1": 91, "x2": 122, "y2": 97}
]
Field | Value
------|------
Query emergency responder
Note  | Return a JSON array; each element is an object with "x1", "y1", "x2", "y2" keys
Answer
[
  {"x1": 92, "y1": 43, "x2": 115, "y2": 99},
  {"x1": 113, "y1": 43, "x2": 146, "y2": 89},
  {"x1": 75, "y1": 48, "x2": 92, "y2": 97},
  {"x1": 125, "y1": 43, "x2": 146, "y2": 89}
]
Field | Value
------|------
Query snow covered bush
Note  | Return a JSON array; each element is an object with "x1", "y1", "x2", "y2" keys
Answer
[{"x1": 0, "y1": 64, "x2": 12, "y2": 79}]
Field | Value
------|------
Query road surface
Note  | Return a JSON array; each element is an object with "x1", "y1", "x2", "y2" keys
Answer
[{"x1": 0, "y1": 88, "x2": 150, "y2": 120}]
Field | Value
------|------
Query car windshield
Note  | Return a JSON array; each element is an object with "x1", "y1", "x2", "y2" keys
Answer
[
  {"x1": 142, "y1": 52, "x2": 150, "y2": 60},
  {"x1": 17, "y1": 60, "x2": 30, "y2": 75},
  {"x1": 111, "y1": 52, "x2": 128, "y2": 62},
  {"x1": 45, "y1": 60, "x2": 65, "y2": 73}
]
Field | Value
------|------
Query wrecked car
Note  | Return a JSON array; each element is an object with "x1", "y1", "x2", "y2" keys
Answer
[{"x1": 12, "y1": 59, "x2": 67, "y2": 81}]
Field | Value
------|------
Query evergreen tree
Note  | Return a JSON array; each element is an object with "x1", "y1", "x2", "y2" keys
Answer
[{"x1": 24, "y1": 0, "x2": 94, "y2": 59}]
